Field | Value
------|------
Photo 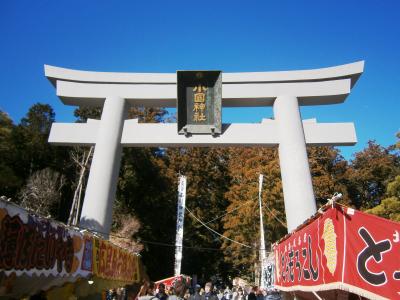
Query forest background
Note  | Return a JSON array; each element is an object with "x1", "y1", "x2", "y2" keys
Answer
[{"x1": 0, "y1": 103, "x2": 399, "y2": 284}]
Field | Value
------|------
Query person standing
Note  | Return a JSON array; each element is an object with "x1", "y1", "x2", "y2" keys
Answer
[
  {"x1": 256, "y1": 288, "x2": 264, "y2": 300},
  {"x1": 222, "y1": 287, "x2": 231, "y2": 300},
  {"x1": 246, "y1": 287, "x2": 257, "y2": 300},
  {"x1": 184, "y1": 289, "x2": 191, "y2": 300},
  {"x1": 137, "y1": 281, "x2": 157, "y2": 300},
  {"x1": 217, "y1": 290, "x2": 224, "y2": 300},
  {"x1": 233, "y1": 288, "x2": 245, "y2": 300},
  {"x1": 169, "y1": 279, "x2": 189, "y2": 300},
  {"x1": 189, "y1": 284, "x2": 202, "y2": 300},
  {"x1": 202, "y1": 283, "x2": 218, "y2": 300},
  {"x1": 156, "y1": 283, "x2": 168, "y2": 300}
]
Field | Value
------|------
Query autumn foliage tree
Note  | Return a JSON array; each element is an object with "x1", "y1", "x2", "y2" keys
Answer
[
  {"x1": 222, "y1": 147, "x2": 285, "y2": 281},
  {"x1": 307, "y1": 146, "x2": 351, "y2": 206}
]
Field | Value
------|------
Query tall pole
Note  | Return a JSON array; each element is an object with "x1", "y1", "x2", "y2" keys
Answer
[
  {"x1": 174, "y1": 175, "x2": 187, "y2": 276},
  {"x1": 258, "y1": 174, "x2": 267, "y2": 289}
]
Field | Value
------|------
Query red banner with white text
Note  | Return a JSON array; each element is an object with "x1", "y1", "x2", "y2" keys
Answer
[{"x1": 274, "y1": 205, "x2": 400, "y2": 300}]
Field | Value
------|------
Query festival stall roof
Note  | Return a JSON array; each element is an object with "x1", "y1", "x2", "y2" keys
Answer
[
  {"x1": 0, "y1": 199, "x2": 146, "y2": 298},
  {"x1": 155, "y1": 275, "x2": 191, "y2": 289},
  {"x1": 273, "y1": 202, "x2": 400, "y2": 300}
]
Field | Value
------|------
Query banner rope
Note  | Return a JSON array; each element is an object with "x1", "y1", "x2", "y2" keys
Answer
[
  {"x1": 264, "y1": 201, "x2": 287, "y2": 228},
  {"x1": 185, "y1": 206, "x2": 252, "y2": 248},
  {"x1": 197, "y1": 199, "x2": 254, "y2": 227}
]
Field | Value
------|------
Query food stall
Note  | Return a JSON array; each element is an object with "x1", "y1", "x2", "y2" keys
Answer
[
  {"x1": 273, "y1": 203, "x2": 400, "y2": 299},
  {"x1": 0, "y1": 199, "x2": 145, "y2": 299}
]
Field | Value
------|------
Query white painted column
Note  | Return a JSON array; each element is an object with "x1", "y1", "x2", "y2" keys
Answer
[
  {"x1": 273, "y1": 95, "x2": 317, "y2": 232},
  {"x1": 79, "y1": 96, "x2": 127, "y2": 237}
]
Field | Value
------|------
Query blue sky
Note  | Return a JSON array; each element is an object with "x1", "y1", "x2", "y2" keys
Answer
[{"x1": 0, "y1": 0, "x2": 399, "y2": 159}]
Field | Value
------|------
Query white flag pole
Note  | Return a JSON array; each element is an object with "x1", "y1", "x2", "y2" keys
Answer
[
  {"x1": 174, "y1": 175, "x2": 187, "y2": 276},
  {"x1": 258, "y1": 174, "x2": 267, "y2": 289}
]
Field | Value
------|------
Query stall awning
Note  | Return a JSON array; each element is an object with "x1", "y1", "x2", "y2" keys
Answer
[
  {"x1": 273, "y1": 203, "x2": 400, "y2": 300},
  {"x1": 0, "y1": 200, "x2": 144, "y2": 298}
]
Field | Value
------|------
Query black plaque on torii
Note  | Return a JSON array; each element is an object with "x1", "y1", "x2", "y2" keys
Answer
[{"x1": 177, "y1": 70, "x2": 222, "y2": 135}]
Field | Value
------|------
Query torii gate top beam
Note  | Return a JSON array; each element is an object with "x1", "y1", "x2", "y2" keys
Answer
[{"x1": 44, "y1": 61, "x2": 364, "y2": 107}]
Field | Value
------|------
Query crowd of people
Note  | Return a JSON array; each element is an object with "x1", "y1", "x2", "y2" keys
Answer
[{"x1": 133, "y1": 281, "x2": 281, "y2": 300}]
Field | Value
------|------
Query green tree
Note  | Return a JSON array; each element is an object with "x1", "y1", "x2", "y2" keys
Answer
[
  {"x1": 365, "y1": 134, "x2": 400, "y2": 221},
  {"x1": 20, "y1": 103, "x2": 55, "y2": 134},
  {"x1": 0, "y1": 111, "x2": 21, "y2": 196},
  {"x1": 12, "y1": 103, "x2": 72, "y2": 220},
  {"x1": 163, "y1": 147, "x2": 231, "y2": 282},
  {"x1": 116, "y1": 146, "x2": 176, "y2": 280},
  {"x1": 365, "y1": 175, "x2": 400, "y2": 221},
  {"x1": 110, "y1": 106, "x2": 173, "y2": 280},
  {"x1": 13, "y1": 103, "x2": 58, "y2": 177},
  {"x1": 74, "y1": 106, "x2": 102, "y2": 122},
  {"x1": 345, "y1": 141, "x2": 400, "y2": 209},
  {"x1": 1, "y1": 104, "x2": 70, "y2": 204}
]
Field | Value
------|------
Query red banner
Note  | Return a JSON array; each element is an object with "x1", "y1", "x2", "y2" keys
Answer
[{"x1": 274, "y1": 205, "x2": 400, "y2": 299}]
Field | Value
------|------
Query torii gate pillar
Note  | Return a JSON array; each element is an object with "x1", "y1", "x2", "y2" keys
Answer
[
  {"x1": 79, "y1": 96, "x2": 127, "y2": 237},
  {"x1": 274, "y1": 95, "x2": 316, "y2": 232}
]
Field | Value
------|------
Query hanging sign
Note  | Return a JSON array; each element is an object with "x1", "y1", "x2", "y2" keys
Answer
[
  {"x1": 174, "y1": 176, "x2": 187, "y2": 276},
  {"x1": 274, "y1": 204, "x2": 400, "y2": 300},
  {"x1": 90, "y1": 237, "x2": 140, "y2": 282},
  {"x1": 177, "y1": 71, "x2": 222, "y2": 135},
  {"x1": 265, "y1": 252, "x2": 276, "y2": 291}
]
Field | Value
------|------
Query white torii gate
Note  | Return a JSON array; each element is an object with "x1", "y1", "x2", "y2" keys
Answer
[{"x1": 45, "y1": 61, "x2": 364, "y2": 237}]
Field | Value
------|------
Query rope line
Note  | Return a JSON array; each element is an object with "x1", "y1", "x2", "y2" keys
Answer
[
  {"x1": 200, "y1": 199, "x2": 254, "y2": 226},
  {"x1": 74, "y1": 192, "x2": 290, "y2": 252},
  {"x1": 264, "y1": 203, "x2": 287, "y2": 228},
  {"x1": 77, "y1": 225, "x2": 232, "y2": 251},
  {"x1": 185, "y1": 207, "x2": 252, "y2": 248}
]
